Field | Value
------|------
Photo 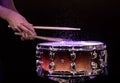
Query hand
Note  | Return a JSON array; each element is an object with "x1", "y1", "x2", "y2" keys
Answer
[{"x1": 7, "y1": 11, "x2": 37, "y2": 41}]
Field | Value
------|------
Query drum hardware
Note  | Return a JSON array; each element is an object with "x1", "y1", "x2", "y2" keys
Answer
[
  {"x1": 49, "y1": 62, "x2": 55, "y2": 71},
  {"x1": 36, "y1": 60, "x2": 42, "y2": 66},
  {"x1": 36, "y1": 54, "x2": 41, "y2": 59},
  {"x1": 69, "y1": 47, "x2": 75, "y2": 51},
  {"x1": 99, "y1": 50, "x2": 108, "y2": 75},
  {"x1": 91, "y1": 51, "x2": 98, "y2": 70},
  {"x1": 104, "y1": 65, "x2": 108, "y2": 75},
  {"x1": 99, "y1": 58, "x2": 105, "y2": 68},
  {"x1": 36, "y1": 44, "x2": 41, "y2": 50},
  {"x1": 70, "y1": 62, "x2": 76, "y2": 72},
  {"x1": 60, "y1": 59, "x2": 65, "y2": 64},
  {"x1": 49, "y1": 46, "x2": 56, "y2": 51},
  {"x1": 52, "y1": 77, "x2": 70, "y2": 83},
  {"x1": 36, "y1": 50, "x2": 40, "y2": 56},
  {"x1": 91, "y1": 51, "x2": 97, "y2": 59},
  {"x1": 49, "y1": 49, "x2": 56, "y2": 71},
  {"x1": 49, "y1": 51, "x2": 55, "y2": 60},
  {"x1": 35, "y1": 41, "x2": 108, "y2": 83},
  {"x1": 99, "y1": 50, "x2": 108, "y2": 68},
  {"x1": 104, "y1": 50, "x2": 108, "y2": 65},
  {"x1": 70, "y1": 51, "x2": 76, "y2": 61},
  {"x1": 100, "y1": 62, "x2": 105, "y2": 68},
  {"x1": 36, "y1": 50, "x2": 43, "y2": 59},
  {"x1": 91, "y1": 69, "x2": 103, "y2": 75},
  {"x1": 36, "y1": 60, "x2": 44, "y2": 76},
  {"x1": 36, "y1": 66, "x2": 41, "y2": 75},
  {"x1": 36, "y1": 67, "x2": 50, "y2": 77},
  {"x1": 91, "y1": 62, "x2": 98, "y2": 69},
  {"x1": 100, "y1": 50, "x2": 105, "y2": 56}
]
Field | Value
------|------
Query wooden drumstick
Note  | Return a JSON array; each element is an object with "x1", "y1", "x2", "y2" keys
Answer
[
  {"x1": 8, "y1": 25, "x2": 81, "y2": 30},
  {"x1": 34, "y1": 26, "x2": 81, "y2": 30},
  {"x1": 14, "y1": 32, "x2": 67, "y2": 42}
]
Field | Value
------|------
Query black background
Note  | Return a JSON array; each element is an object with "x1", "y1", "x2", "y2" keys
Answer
[{"x1": 0, "y1": 0, "x2": 119, "y2": 83}]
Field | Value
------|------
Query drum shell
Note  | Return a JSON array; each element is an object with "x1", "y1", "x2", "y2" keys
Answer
[
  {"x1": 39, "y1": 51, "x2": 93, "y2": 72},
  {"x1": 35, "y1": 41, "x2": 108, "y2": 78}
]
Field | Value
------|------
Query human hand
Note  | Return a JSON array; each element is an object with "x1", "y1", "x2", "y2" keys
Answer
[{"x1": 7, "y1": 11, "x2": 37, "y2": 41}]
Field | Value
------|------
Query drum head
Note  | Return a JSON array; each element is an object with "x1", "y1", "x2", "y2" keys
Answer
[{"x1": 37, "y1": 41, "x2": 106, "y2": 51}]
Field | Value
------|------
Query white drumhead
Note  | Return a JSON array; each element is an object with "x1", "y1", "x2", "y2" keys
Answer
[
  {"x1": 38, "y1": 41, "x2": 104, "y2": 47},
  {"x1": 36, "y1": 41, "x2": 106, "y2": 51}
]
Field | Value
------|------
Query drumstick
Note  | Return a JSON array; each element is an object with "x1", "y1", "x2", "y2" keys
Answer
[
  {"x1": 14, "y1": 32, "x2": 67, "y2": 42},
  {"x1": 34, "y1": 26, "x2": 81, "y2": 30},
  {"x1": 8, "y1": 25, "x2": 81, "y2": 30}
]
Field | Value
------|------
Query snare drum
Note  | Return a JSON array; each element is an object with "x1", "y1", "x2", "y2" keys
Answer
[{"x1": 36, "y1": 41, "x2": 108, "y2": 79}]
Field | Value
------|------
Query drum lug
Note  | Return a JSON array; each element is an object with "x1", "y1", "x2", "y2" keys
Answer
[
  {"x1": 91, "y1": 69, "x2": 103, "y2": 75},
  {"x1": 71, "y1": 62, "x2": 76, "y2": 71},
  {"x1": 36, "y1": 51, "x2": 43, "y2": 59},
  {"x1": 91, "y1": 51, "x2": 97, "y2": 59},
  {"x1": 101, "y1": 50, "x2": 108, "y2": 65},
  {"x1": 98, "y1": 50, "x2": 108, "y2": 68},
  {"x1": 49, "y1": 51, "x2": 55, "y2": 60},
  {"x1": 36, "y1": 60, "x2": 42, "y2": 66},
  {"x1": 70, "y1": 51, "x2": 76, "y2": 61},
  {"x1": 36, "y1": 66, "x2": 49, "y2": 77},
  {"x1": 49, "y1": 62, "x2": 55, "y2": 71},
  {"x1": 91, "y1": 62, "x2": 98, "y2": 69}
]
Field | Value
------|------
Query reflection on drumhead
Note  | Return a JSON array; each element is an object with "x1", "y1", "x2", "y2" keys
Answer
[{"x1": 39, "y1": 41, "x2": 104, "y2": 46}]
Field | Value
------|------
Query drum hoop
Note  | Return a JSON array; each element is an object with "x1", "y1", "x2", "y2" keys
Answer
[
  {"x1": 47, "y1": 69, "x2": 102, "y2": 78},
  {"x1": 37, "y1": 44, "x2": 106, "y2": 51}
]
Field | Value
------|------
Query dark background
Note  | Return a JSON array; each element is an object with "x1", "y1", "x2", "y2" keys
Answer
[{"x1": 0, "y1": 0, "x2": 119, "y2": 83}]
